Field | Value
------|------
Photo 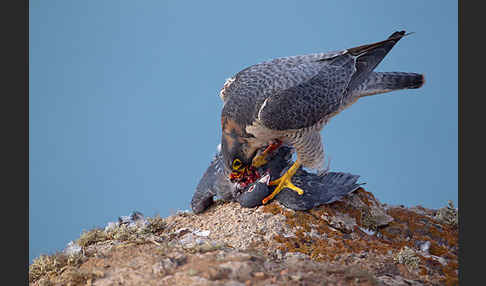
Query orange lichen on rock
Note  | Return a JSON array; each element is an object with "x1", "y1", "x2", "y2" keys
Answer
[
  {"x1": 30, "y1": 188, "x2": 457, "y2": 286},
  {"x1": 262, "y1": 188, "x2": 458, "y2": 285},
  {"x1": 442, "y1": 261, "x2": 459, "y2": 286},
  {"x1": 428, "y1": 241, "x2": 448, "y2": 257},
  {"x1": 262, "y1": 202, "x2": 282, "y2": 215}
]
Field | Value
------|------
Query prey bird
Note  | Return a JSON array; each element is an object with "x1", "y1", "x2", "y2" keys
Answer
[
  {"x1": 219, "y1": 31, "x2": 424, "y2": 205},
  {"x1": 191, "y1": 145, "x2": 363, "y2": 213}
]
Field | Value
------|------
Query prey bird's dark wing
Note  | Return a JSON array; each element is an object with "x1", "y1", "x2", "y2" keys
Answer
[
  {"x1": 234, "y1": 146, "x2": 364, "y2": 211},
  {"x1": 191, "y1": 145, "x2": 364, "y2": 213},
  {"x1": 276, "y1": 171, "x2": 363, "y2": 211},
  {"x1": 191, "y1": 151, "x2": 235, "y2": 214},
  {"x1": 248, "y1": 146, "x2": 364, "y2": 210}
]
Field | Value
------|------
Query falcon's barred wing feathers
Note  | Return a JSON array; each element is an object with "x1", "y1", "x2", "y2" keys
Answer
[{"x1": 257, "y1": 31, "x2": 408, "y2": 131}]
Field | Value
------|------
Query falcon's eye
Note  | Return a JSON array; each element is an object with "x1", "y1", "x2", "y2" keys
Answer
[{"x1": 232, "y1": 159, "x2": 242, "y2": 170}]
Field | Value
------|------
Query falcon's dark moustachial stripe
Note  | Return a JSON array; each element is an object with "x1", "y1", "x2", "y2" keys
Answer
[{"x1": 219, "y1": 31, "x2": 424, "y2": 205}]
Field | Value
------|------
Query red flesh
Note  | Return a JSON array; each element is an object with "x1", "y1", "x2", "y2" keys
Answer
[
  {"x1": 230, "y1": 141, "x2": 282, "y2": 187},
  {"x1": 230, "y1": 166, "x2": 260, "y2": 188}
]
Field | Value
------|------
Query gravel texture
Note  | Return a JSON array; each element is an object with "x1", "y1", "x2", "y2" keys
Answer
[{"x1": 29, "y1": 189, "x2": 458, "y2": 286}]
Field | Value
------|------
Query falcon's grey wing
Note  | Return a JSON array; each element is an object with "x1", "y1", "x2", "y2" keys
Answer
[
  {"x1": 258, "y1": 31, "x2": 408, "y2": 130},
  {"x1": 221, "y1": 50, "x2": 349, "y2": 127}
]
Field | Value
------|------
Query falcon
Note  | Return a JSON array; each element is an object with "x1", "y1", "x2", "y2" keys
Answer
[{"x1": 219, "y1": 31, "x2": 424, "y2": 205}]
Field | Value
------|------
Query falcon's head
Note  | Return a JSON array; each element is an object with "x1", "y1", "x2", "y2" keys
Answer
[{"x1": 220, "y1": 117, "x2": 261, "y2": 189}]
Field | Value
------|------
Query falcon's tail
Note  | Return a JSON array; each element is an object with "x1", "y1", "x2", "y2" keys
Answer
[
  {"x1": 344, "y1": 31, "x2": 418, "y2": 94},
  {"x1": 355, "y1": 72, "x2": 425, "y2": 97}
]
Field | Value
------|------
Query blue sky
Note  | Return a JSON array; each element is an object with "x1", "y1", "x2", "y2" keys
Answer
[{"x1": 30, "y1": 0, "x2": 457, "y2": 262}]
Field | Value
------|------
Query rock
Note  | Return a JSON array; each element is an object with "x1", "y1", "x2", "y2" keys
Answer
[
  {"x1": 394, "y1": 246, "x2": 420, "y2": 269},
  {"x1": 63, "y1": 241, "x2": 82, "y2": 256},
  {"x1": 29, "y1": 189, "x2": 458, "y2": 286},
  {"x1": 219, "y1": 261, "x2": 255, "y2": 282},
  {"x1": 152, "y1": 258, "x2": 177, "y2": 276},
  {"x1": 434, "y1": 200, "x2": 458, "y2": 227}
]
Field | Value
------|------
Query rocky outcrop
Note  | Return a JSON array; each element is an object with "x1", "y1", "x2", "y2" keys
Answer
[{"x1": 29, "y1": 188, "x2": 458, "y2": 286}]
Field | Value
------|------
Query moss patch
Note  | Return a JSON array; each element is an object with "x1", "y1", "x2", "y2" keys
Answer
[{"x1": 29, "y1": 252, "x2": 85, "y2": 283}]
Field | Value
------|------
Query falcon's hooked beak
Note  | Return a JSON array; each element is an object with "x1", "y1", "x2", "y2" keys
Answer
[
  {"x1": 229, "y1": 167, "x2": 247, "y2": 181},
  {"x1": 230, "y1": 165, "x2": 259, "y2": 182},
  {"x1": 229, "y1": 157, "x2": 246, "y2": 182},
  {"x1": 230, "y1": 162, "x2": 262, "y2": 190},
  {"x1": 220, "y1": 117, "x2": 262, "y2": 187}
]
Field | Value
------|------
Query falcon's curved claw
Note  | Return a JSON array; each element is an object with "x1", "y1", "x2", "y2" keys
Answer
[{"x1": 262, "y1": 160, "x2": 303, "y2": 204}]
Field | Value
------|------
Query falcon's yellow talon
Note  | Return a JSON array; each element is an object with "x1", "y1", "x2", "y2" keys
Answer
[
  {"x1": 251, "y1": 140, "x2": 283, "y2": 168},
  {"x1": 252, "y1": 154, "x2": 268, "y2": 168},
  {"x1": 262, "y1": 160, "x2": 303, "y2": 204}
]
